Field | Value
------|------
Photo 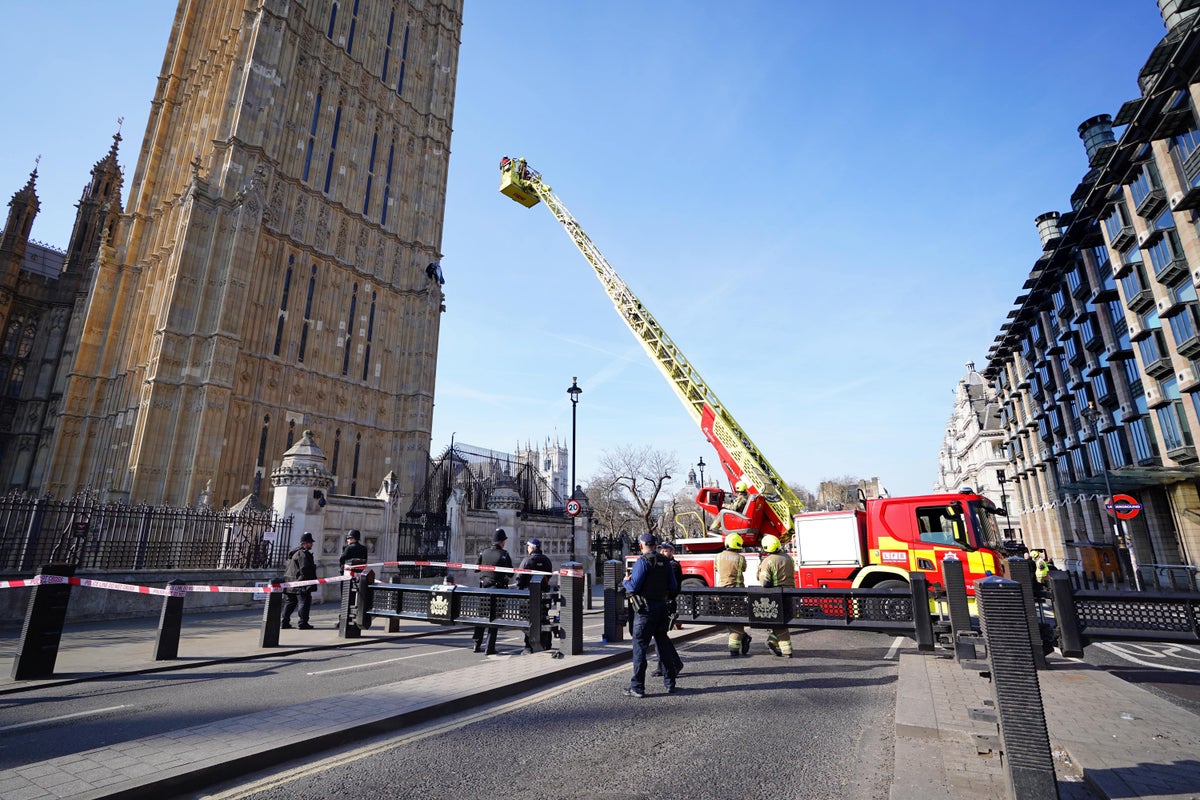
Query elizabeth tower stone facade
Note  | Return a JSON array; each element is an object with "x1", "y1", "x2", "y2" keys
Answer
[{"x1": 33, "y1": 0, "x2": 461, "y2": 506}]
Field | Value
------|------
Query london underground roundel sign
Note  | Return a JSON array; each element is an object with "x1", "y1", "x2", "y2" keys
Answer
[
  {"x1": 565, "y1": 498, "x2": 582, "y2": 517},
  {"x1": 1106, "y1": 494, "x2": 1142, "y2": 520}
]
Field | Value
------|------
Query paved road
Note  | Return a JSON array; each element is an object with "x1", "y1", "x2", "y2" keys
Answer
[
  {"x1": 0, "y1": 618, "x2": 609, "y2": 770},
  {"x1": 185, "y1": 628, "x2": 903, "y2": 800}
]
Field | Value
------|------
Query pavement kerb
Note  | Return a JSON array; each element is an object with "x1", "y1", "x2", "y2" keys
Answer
[{"x1": 66, "y1": 625, "x2": 718, "y2": 800}]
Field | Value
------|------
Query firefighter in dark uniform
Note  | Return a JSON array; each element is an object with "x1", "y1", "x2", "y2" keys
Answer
[
  {"x1": 473, "y1": 529, "x2": 512, "y2": 654},
  {"x1": 622, "y1": 533, "x2": 681, "y2": 697}
]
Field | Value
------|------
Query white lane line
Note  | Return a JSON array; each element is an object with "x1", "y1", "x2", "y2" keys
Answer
[
  {"x1": 307, "y1": 650, "x2": 443, "y2": 675},
  {"x1": 885, "y1": 636, "x2": 905, "y2": 660},
  {"x1": 0, "y1": 704, "x2": 129, "y2": 734},
  {"x1": 1093, "y1": 641, "x2": 1200, "y2": 673}
]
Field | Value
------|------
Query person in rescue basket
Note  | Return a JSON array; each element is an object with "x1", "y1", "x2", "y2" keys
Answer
[
  {"x1": 716, "y1": 532, "x2": 750, "y2": 656},
  {"x1": 652, "y1": 540, "x2": 686, "y2": 677},
  {"x1": 473, "y1": 529, "x2": 512, "y2": 654},
  {"x1": 515, "y1": 538, "x2": 553, "y2": 652},
  {"x1": 757, "y1": 534, "x2": 795, "y2": 658},
  {"x1": 282, "y1": 532, "x2": 317, "y2": 630},
  {"x1": 622, "y1": 533, "x2": 680, "y2": 697}
]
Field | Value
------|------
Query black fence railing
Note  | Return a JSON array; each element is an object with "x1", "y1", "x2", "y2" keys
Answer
[
  {"x1": 393, "y1": 520, "x2": 449, "y2": 580},
  {"x1": 0, "y1": 492, "x2": 293, "y2": 573}
]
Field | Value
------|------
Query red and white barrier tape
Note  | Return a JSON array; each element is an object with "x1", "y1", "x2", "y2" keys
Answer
[{"x1": 0, "y1": 561, "x2": 583, "y2": 595}]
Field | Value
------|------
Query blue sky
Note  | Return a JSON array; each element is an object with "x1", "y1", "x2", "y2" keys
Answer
[{"x1": 0, "y1": 2, "x2": 1172, "y2": 497}]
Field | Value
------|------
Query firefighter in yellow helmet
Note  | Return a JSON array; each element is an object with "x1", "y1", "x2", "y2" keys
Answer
[
  {"x1": 709, "y1": 480, "x2": 751, "y2": 532},
  {"x1": 715, "y1": 532, "x2": 750, "y2": 656},
  {"x1": 757, "y1": 534, "x2": 795, "y2": 658}
]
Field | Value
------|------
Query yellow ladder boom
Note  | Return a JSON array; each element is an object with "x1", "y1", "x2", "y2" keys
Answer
[{"x1": 499, "y1": 157, "x2": 803, "y2": 534}]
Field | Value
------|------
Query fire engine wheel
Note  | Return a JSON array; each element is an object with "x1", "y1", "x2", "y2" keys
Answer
[{"x1": 873, "y1": 580, "x2": 910, "y2": 621}]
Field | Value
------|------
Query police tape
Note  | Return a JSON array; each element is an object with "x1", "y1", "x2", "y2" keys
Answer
[
  {"x1": 0, "y1": 573, "x2": 354, "y2": 594},
  {"x1": 348, "y1": 559, "x2": 585, "y2": 579}
]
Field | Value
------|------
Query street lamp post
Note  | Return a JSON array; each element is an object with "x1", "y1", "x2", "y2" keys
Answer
[
  {"x1": 696, "y1": 457, "x2": 707, "y2": 529},
  {"x1": 567, "y1": 377, "x2": 582, "y2": 495},
  {"x1": 567, "y1": 377, "x2": 583, "y2": 558},
  {"x1": 1082, "y1": 403, "x2": 1138, "y2": 587}
]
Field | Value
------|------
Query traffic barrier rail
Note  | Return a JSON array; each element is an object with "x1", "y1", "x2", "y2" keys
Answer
[{"x1": 1049, "y1": 571, "x2": 1200, "y2": 657}]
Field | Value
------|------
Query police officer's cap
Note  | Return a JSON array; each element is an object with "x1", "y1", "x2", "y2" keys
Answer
[
  {"x1": 527, "y1": 537, "x2": 541, "y2": 548},
  {"x1": 299, "y1": 532, "x2": 315, "y2": 544},
  {"x1": 492, "y1": 528, "x2": 507, "y2": 543},
  {"x1": 638, "y1": 533, "x2": 658, "y2": 547}
]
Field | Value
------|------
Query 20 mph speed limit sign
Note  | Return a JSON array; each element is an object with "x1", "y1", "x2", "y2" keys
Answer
[
  {"x1": 1105, "y1": 494, "x2": 1142, "y2": 519},
  {"x1": 565, "y1": 499, "x2": 582, "y2": 517}
]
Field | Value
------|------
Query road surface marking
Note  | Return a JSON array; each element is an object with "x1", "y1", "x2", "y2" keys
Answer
[
  {"x1": 885, "y1": 636, "x2": 905, "y2": 660},
  {"x1": 307, "y1": 650, "x2": 443, "y2": 675},
  {"x1": 0, "y1": 704, "x2": 129, "y2": 733},
  {"x1": 1094, "y1": 641, "x2": 1200, "y2": 673}
]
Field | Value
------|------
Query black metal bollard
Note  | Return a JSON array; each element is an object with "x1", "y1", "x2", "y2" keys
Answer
[
  {"x1": 527, "y1": 582, "x2": 544, "y2": 650},
  {"x1": 941, "y1": 556, "x2": 977, "y2": 661},
  {"x1": 976, "y1": 576, "x2": 1060, "y2": 800},
  {"x1": 154, "y1": 579, "x2": 186, "y2": 661},
  {"x1": 1048, "y1": 572, "x2": 1084, "y2": 658},
  {"x1": 910, "y1": 573, "x2": 935, "y2": 651},
  {"x1": 1006, "y1": 557, "x2": 1048, "y2": 670},
  {"x1": 338, "y1": 576, "x2": 361, "y2": 638},
  {"x1": 11, "y1": 564, "x2": 76, "y2": 680},
  {"x1": 602, "y1": 560, "x2": 625, "y2": 643},
  {"x1": 354, "y1": 570, "x2": 374, "y2": 630},
  {"x1": 559, "y1": 561, "x2": 584, "y2": 655},
  {"x1": 260, "y1": 579, "x2": 284, "y2": 648}
]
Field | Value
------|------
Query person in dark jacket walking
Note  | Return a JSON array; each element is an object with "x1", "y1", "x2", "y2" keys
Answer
[
  {"x1": 283, "y1": 532, "x2": 318, "y2": 629},
  {"x1": 516, "y1": 538, "x2": 553, "y2": 652},
  {"x1": 338, "y1": 529, "x2": 369, "y2": 572},
  {"x1": 652, "y1": 540, "x2": 685, "y2": 677},
  {"x1": 473, "y1": 529, "x2": 513, "y2": 654},
  {"x1": 622, "y1": 533, "x2": 680, "y2": 697}
]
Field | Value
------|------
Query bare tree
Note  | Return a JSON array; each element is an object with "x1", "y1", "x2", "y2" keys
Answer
[
  {"x1": 788, "y1": 482, "x2": 816, "y2": 510},
  {"x1": 582, "y1": 477, "x2": 640, "y2": 540},
  {"x1": 593, "y1": 445, "x2": 678, "y2": 537},
  {"x1": 669, "y1": 486, "x2": 706, "y2": 539}
]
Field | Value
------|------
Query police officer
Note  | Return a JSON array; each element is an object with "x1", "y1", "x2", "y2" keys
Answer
[
  {"x1": 516, "y1": 538, "x2": 553, "y2": 652},
  {"x1": 716, "y1": 532, "x2": 750, "y2": 656},
  {"x1": 622, "y1": 533, "x2": 680, "y2": 697},
  {"x1": 338, "y1": 529, "x2": 368, "y2": 572},
  {"x1": 473, "y1": 529, "x2": 512, "y2": 654},
  {"x1": 282, "y1": 532, "x2": 317, "y2": 630},
  {"x1": 651, "y1": 540, "x2": 686, "y2": 678},
  {"x1": 757, "y1": 534, "x2": 795, "y2": 658}
]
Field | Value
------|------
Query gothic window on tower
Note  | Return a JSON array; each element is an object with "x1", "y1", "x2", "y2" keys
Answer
[
  {"x1": 382, "y1": 10, "x2": 396, "y2": 82},
  {"x1": 324, "y1": 104, "x2": 343, "y2": 195},
  {"x1": 343, "y1": 283, "x2": 358, "y2": 376},
  {"x1": 381, "y1": 140, "x2": 395, "y2": 227},
  {"x1": 287, "y1": 419, "x2": 296, "y2": 449},
  {"x1": 397, "y1": 23, "x2": 410, "y2": 96},
  {"x1": 4, "y1": 363, "x2": 24, "y2": 397},
  {"x1": 274, "y1": 261, "x2": 293, "y2": 356},
  {"x1": 303, "y1": 92, "x2": 322, "y2": 183},
  {"x1": 332, "y1": 429, "x2": 342, "y2": 477},
  {"x1": 299, "y1": 265, "x2": 316, "y2": 363},
  {"x1": 327, "y1": 2, "x2": 338, "y2": 39},
  {"x1": 346, "y1": 0, "x2": 359, "y2": 55},
  {"x1": 257, "y1": 415, "x2": 271, "y2": 471},
  {"x1": 363, "y1": 131, "x2": 378, "y2": 216},
  {"x1": 351, "y1": 433, "x2": 362, "y2": 495},
  {"x1": 2, "y1": 318, "x2": 24, "y2": 355},
  {"x1": 362, "y1": 291, "x2": 376, "y2": 381}
]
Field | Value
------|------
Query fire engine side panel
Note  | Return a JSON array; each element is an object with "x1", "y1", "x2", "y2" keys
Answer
[{"x1": 793, "y1": 512, "x2": 866, "y2": 566}]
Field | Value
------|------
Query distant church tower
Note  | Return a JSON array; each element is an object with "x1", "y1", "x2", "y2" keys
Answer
[
  {"x1": 38, "y1": 1, "x2": 462, "y2": 506},
  {"x1": 515, "y1": 437, "x2": 570, "y2": 509}
]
